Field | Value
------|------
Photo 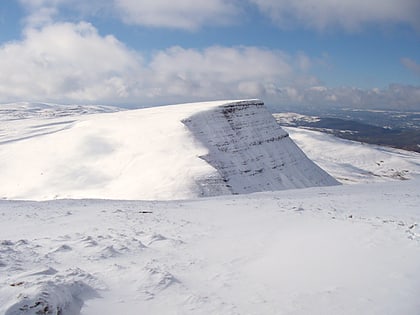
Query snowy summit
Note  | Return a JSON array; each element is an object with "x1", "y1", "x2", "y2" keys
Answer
[{"x1": 0, "y1": 100, "x2": 337, "y2": 200}]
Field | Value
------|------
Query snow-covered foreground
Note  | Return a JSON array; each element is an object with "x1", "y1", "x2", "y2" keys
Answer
[{"x1": 1, "y1": 179, "x2": 419, "y2": 315}]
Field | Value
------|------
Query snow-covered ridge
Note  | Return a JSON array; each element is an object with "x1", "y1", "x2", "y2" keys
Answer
[
  {"x1": 0, "y1": 102, "x2": 121, "y2": 121},
  {"x1": 0, "y1": 100, "x2": 337, "y2": 200}
]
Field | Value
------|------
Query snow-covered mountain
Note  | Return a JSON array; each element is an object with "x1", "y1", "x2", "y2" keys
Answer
[
  {"x1": 0, "y1": 100, "x2": 338, "y2": 200},
  {"x1": 1, "y1": 101, "x2": 420, "y2": 315}
]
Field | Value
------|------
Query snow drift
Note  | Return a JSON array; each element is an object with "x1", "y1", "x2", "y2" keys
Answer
[
  {"x1": 1, "y1": 179, "x2": 419, "y2": 315},
  {"x1": 0, "y1": 100, "x2": 337, "y2": 200}
]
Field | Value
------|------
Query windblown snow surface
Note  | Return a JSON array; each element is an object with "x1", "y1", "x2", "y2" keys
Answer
[{"x1": 0, "y1": 101, "x2": 420, "y2": 315}]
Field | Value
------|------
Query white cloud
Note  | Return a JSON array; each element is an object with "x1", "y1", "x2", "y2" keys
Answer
[
  {"x1": 19, "y1": 0, "x2": 113, "y2": 27},
  {"x1": 146, "y1": 46, "x2": 294, "y2": 100},
  {"x1": 249, "y1": 0, "x2": 420, "y2": 32},
  {"x1": 19, "y1": 0, "x2": 61, "y2": 26},
  {"x1": 19, "y1": 0, "x2": 240, "y2": 31},
  {"x1": 296, "y1": 52, "x2": 311, "y2": 72},
  {"x1": 19, "y1": 0, "x2": 420, "y2": 32},
  {"x1": 0, "y1": 22, "x2": 299, "y2": 105},
  {"x1": 0, "y1": 22, "x2": 144, "y2": 104},
  {"x1": 401, "y1": 58, "x2": 420, "y2": 75},
  {"x1": 20, "y1": 0, "x2": 65, "y2": 7},
  {"x1": 114, "y1": 0, "x2": 239, "y2": 30}
]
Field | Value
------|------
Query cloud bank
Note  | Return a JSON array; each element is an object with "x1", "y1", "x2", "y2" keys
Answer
[
  {"x1": 0, "y1": 21, "x2": 302, "y2": 106},
  {"x1": 19, "y1": 0, "x2": 420, "y2": 32},
  {"x1": 282, "y1": 85, "x2": 420, "y2": 111},
  {"x1": 0, "y1": 21, "x2": 418, "y2": 110},
  {"x1": 19, "y1": 0, "x2": 239, "y2": 31},
  {"x1": 114, "y1": 0, "x2": 238, "y2": 30},
  {"x1": 249, "y1": 0, "x2": 420, "y2": 32},
  {"x1": 3, "y1": 1, "x2": 419, "y2": 110}
]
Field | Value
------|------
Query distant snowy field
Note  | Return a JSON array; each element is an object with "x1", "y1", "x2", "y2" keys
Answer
[
  {"x1": 286, "y1": 127, "x2": 420, "y2": 183},
  {"x1": 0, "y1": 101, "x2": 419, "y2": 315}
]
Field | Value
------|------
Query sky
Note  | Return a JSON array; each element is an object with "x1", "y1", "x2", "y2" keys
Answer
[{"x1": 0, "y1": 0, "x2": 419, "y2": 110}]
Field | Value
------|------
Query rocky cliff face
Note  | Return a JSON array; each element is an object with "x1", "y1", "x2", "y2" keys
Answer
[{"x1": 183, "y1": 100, "x2": 339, "y2": 195}]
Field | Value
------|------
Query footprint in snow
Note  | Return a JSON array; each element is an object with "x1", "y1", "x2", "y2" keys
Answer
[
  {"x1": 132, "y1": 237, "x2": 147, "y2": 248},
  {"x1": 1, "y1": 239, "x2": 14, "y2": 246},
  {"x1": 144, "y1": 233, "x2": 184, "y2": 247},
  {"x1": 4, "y1": 268, "x2": 99, "y2": 315},
  {"x1": 137, "y1": 267, "x2": 180, "y2": 299},
  {"x1": 98, "y1": 245, "x2": 121, "y2": 259},
  {"x1": 50, "y1": 244, "x2": 73, "y2": 253},
  {"x1": 29, "y1": 266, "x2": 58, "y2": 276},
  {"x1": 80, "y1": 236, "x2": 98, "y2": 247}
]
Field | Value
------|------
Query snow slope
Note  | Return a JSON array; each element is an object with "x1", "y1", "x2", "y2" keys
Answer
[
  {"x1": 286, "y1": 127, "x2": 420, "y2": 183},
  {"x1": 0, "y1": 179, "x2": 419, "y2": 315},
  {"x1": 0, "y1": 100, "x2": 337, "y2": 200}
]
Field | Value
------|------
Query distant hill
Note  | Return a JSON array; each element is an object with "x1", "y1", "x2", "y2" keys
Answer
[
  {"x1": 0, "y1": 102, "x2": 121, "y2": 120},
  {"x1": 273, "y1": 112, "x2": 420, "y2": 152}
]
